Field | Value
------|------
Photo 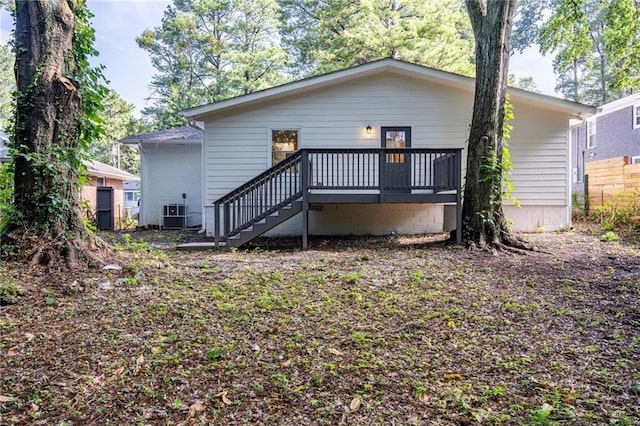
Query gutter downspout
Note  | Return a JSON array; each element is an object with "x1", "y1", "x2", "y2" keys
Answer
[
  {"x1": 186, "y1": 120, "x2": 206, "y2": 235},
  {"x1": 138, "y1": 142, "x2": 146, "y2": 228}
]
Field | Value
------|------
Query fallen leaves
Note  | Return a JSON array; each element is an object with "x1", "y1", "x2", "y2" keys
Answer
[
  {"x1": 214, "y1": 391, "x2": 233, "y2": 406},
  {"x1": 186, "y1": 400, "x2": 206, "y2": 421},
  {"x1": 328, "y1": 347, "x2": 343, "y2": 356},
  {"x1": 279, "y1": 358, "x2": 292, "y2": 368},
  {"x1": 1, "y1": 231, "x2": 639, "y2": 424},
  {"x1": 349, "y1": 396, "x2": 362, "y2": 411},
  {"x1": 134, "y1": 354, "x2": 145, "y2": 375},
  {"x1": 444, "y1": 373, "x2": 464, "y2": 381}
]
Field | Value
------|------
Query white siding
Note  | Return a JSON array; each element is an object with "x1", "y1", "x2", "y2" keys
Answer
[
  {"x1": 140, "y1": 144, "x2": 202, "y2": 227},
  {"x1": 203, "y1": 73, "x2": 572, "y2": 235}
]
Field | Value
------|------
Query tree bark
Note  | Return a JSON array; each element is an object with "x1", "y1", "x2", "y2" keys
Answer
[
  {"x1": 462, "y1": 0, "x2": 526, "y2": 249},
  {"x1": 5, "y1": 0, "x2": 107, "y2": 268}
]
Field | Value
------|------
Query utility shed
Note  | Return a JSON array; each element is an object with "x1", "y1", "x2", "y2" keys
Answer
[{"x1": 120, "y1": 126, "x2": 203, "y2": 229}]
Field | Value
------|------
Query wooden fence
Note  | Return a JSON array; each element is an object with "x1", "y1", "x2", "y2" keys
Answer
[{"x1": 585, "y1": 156, "x2": 640, "y2": 211}]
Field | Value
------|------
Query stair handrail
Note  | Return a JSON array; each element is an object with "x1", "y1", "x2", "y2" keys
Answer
[
  {"x1": 214, "y1": 150, "x2": 305, "y2": 244},
  {"x1": 213, "y1": 150, "x2": 303, "y2": 205}
]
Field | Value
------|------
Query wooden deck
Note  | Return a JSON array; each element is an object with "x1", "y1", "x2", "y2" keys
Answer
[{"x1": 213, "y1": 148, "x2": 463, "y2": 248}]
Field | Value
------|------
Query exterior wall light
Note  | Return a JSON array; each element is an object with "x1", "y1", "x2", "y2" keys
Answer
[{"x1": 366, "y1": 125, "x2": 372, "y2": 135}]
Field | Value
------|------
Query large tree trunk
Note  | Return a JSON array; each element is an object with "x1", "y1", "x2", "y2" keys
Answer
[
  {"x1": 462, "y1": 0, "x2": 526, "y2": 249},
  {"x1": 5, "y1": 0, "x2": 107, "y2": 268}
]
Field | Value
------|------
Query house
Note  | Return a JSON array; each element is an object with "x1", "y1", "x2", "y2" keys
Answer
[
  {"x1": 570, "y1": 93, "x2": 640, "y2": 195},
  {"x1": 123, "y1": 180, "x2": 140, "y2": 215},
  {"x1": 0, "y1": 131, "x2": 9, "y2": 163},
  {"x1": 1, "y1": 133, "x2": 138, "y2": 229},
  {"x1": 120, "y1": 126, "x2": 203, "y2": 229},
  {"x1": 81, "y1": 160, "x2": 139, "y2": 230},
  {"x1": 180, "y1": 58, "x2": 594, "y2": 248}
]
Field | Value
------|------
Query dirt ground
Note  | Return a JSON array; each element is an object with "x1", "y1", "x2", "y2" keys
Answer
[{"x1": 0, "y1": 225, "x2": 639, "y2": 425}]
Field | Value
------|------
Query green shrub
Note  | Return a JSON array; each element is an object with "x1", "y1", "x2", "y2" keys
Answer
[{"x1": 601, "y1": 231, "x2": 620, "y2": 242}]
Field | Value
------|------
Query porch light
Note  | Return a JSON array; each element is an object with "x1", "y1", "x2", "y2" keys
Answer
[{"x1": 366, "y1": 125, "x2": 372, "y2": 135}]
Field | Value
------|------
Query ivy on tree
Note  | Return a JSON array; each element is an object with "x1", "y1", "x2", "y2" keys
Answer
[
  {"x1": 462, "y1": 0, "x2": 529, "y2": 250},
  {"x1": 3, "y1": 0, "x2": 109, "y2": 267}
]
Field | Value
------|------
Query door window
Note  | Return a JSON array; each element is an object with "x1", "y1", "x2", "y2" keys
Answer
[{"x1": 385, "y1": 130, "x2": 407, "y2": 163}]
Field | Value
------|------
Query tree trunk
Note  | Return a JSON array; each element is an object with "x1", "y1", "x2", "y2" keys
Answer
[
  {"x1": 462, "y1": 0, "x2": 526, "y2": 249},
  {"x1": 5, "y1": 0, "x2": 107, "y2": 268}
]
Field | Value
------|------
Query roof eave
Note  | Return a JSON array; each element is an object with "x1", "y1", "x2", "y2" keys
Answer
[
  {"x1": 508, "y1": 87, "x2": 597, "y2": 116},
  {"x1": 120, "y1": 138, "x2": 202, "y2": 145}
]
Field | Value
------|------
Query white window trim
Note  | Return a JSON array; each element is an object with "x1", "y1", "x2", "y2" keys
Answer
[
  {"x1": 631, "y1": 155, "x2": 640, "y2": 165},
  {"x1": 267, "y1": 128, "x2": 302, "y2": 168},
  {"x1": 587, "y1": 120, "x2": 596, "y2": 149},
  {"x1": 634, "y1": 104, "x2": 640, "y2": 129}
]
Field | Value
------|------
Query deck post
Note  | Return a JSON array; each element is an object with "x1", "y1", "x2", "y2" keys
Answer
[
  {"x1": 223, "y1": 202, "x2": 230, "y2": 239},
  {"x1": 455, "y1": 149, "x2": 462, "y2": 245},
  {"x1": 214, "y1": 201, "x2": 220, "y2": 247},
  {"x1": 379, "y1": 149, "x2": 386, "y2": 202},
  {"x1": 301, "y1": 150, "x2": 309, "y2": 249}
]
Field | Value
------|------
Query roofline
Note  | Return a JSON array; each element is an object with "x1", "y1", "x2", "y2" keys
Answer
[
  {"x1": 120, "y1": 138, "x2": 202, "y2": 145},
  {"x1": 88, "y1": 170, "x2": 140, "y2": 181},
  {"x1": 84, "y1": 160, "x2": 139, "y2": 182},
  {"x1": 183, "y1": 58, "x2": 596, "y2": 120},
  {"x1": 595, "y1": 93, "x2": 640, "y2": 116}
]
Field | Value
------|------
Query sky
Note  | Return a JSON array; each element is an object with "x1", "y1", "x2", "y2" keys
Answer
[{"x1": 0, "y1": 1, "x2": 556, "y2": 117}]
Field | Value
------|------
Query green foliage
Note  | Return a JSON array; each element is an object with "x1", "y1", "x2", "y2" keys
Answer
[
  {"x1": 600, "y1": 231, "x2": 620, "y2": 242},
  {"x1": 514, "y1": 0, "x2": 640, "y2": 104},
  {"x1": 88, "y1": 90, "x2": 142, "y2": 175},
  {"x1": 138, "y1": 0, "x2": 287, "y2": 129},
  {"x1": 0, "y1": 43, "x2": 14, "y2": 131},
  {"x1": 589, "y1": 193, "x2": 640, "y2": 231},
  {"x1": 474, "y1": 97, "x2": 519, "y2": 233},
  {"x1": 279, "y1": 0, "x2": 474, "y2": 77},
  {"x1": 118, "y1": 233, "x2": 153, "y2": 252},
  {"x1": 0, "y1": 162, "x2": 13, "y2": 228},
  {"x1": 0, "y1": 280, "x2": 22, "y2": 305},
  {"x1": 571, "y1": 193, "x2": 585, "y2": 216},
  {"x1": 3, "y1": 0, "x2": 109, "y2": 237},
  {"x1": 73, "y1": 0, "x2": 109, "y2": 157}
]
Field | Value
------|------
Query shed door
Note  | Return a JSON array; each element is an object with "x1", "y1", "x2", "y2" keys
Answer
[
  {"x1": 381, "y1": 127, "x2": 411, "y2": 192},
  {"x1": 96, "y1": 186, "x2": 114, "y2": 230}
]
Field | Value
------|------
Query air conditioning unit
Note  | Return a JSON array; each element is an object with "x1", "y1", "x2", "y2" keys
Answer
[
  {"x1": 163, "y1": 204, "x2": 185, "y2": 216},
  {"x1": 163, "y1": 204, "x2": 188, "y2": 229}
]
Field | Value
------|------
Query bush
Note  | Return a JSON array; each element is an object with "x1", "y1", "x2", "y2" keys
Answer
[{"x1": 601, "y1": 231, "x2": 620, "y2": 242}]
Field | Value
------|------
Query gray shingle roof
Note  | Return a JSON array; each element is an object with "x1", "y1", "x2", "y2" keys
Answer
[
  {"x1": 85, "y1": 159, "x2": 139, "y2": 181},
  {"x1": 120, "y1": 126, "x2": 202, "y2": 144}
]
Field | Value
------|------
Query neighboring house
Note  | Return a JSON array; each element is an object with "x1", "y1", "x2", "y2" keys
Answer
[
  {"x1": 81, "y1": 160, "x2": 139, "y2": 230},
  {"x1": 182, "y1": 59, "x2": 594, "y2": 247},
  {"x1": 0, "y1": 134, "x2": 138, "y2": 229},
  {"x1": 123, "y1": 180, "x2": 140, "y2": 216},
  {"x1": 0, "y1": 131, "x2": 9, "y2": 163},
  {"x1": 571, "y1": 93, "x2": 640, "y2": 195},
  {"x1": 120, "y1": 126, "x2": 203, "y2": 229}
]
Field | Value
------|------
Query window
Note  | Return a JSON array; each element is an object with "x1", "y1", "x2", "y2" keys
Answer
[
  {"x1": 97, "y1": 177, "x2": 106, "y2": 186},
  {"x1": 271, "y1": 130, "x2": 299, "y2": 166},
  {"x1": 587, "y1": 120, "x2": 596, "y2": 149},
  {"x1": 631, "y1": 156, "x2": 640, "y2": 165},
  {"x1": 124, "y1": 191, "x2": 136, "y2": 202},
  {"x1": 634, "y1": 104, "x2": 640, "y2": 129}
]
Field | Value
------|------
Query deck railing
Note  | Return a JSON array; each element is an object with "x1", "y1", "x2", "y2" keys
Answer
[
  {"x1": 213, "y1": 148, "x2": 462, "y2": 245},
  {"x1": 306, "y1": 148, "x2": 461, "y2": 191}
]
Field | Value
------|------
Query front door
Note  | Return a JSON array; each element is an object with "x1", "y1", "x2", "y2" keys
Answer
[{"x1": 381, "y1": 127, "x2": 411, "y2": 192}]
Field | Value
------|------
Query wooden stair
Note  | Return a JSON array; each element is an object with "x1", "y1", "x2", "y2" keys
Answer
[{"x1": 225, "y1": 201, "x2": 302, "y2": 248}]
